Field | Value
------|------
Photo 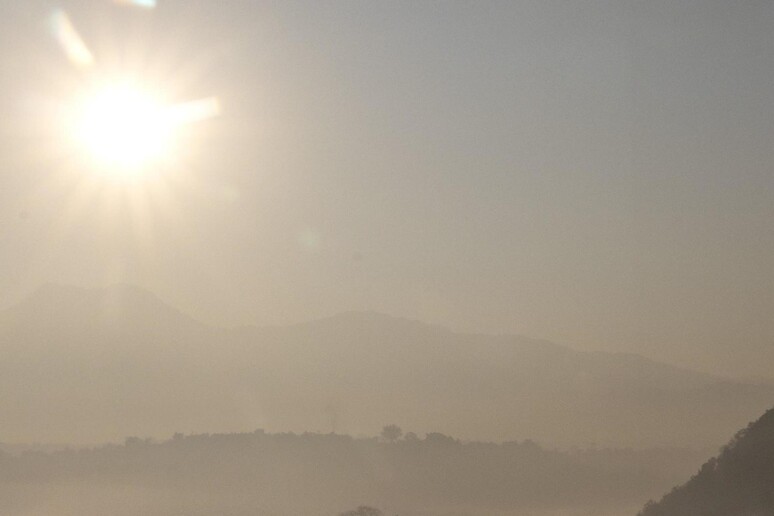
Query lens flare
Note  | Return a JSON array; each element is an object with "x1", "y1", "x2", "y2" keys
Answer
[{"x1": 51, "y1": 10, "x2": 94, "y2": 68}]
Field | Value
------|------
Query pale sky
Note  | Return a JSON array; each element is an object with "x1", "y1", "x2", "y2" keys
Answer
[{"x1": 0, "y1": 0, "x2": 772, "y2": 378}]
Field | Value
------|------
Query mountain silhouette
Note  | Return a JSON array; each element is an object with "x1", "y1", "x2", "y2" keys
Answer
[
  {"x1": 0, "y1": 284, "x2": 771, "y2": 447},
  {"x1": 639, "y1": 406, "x2": 774, "y2": 515}
]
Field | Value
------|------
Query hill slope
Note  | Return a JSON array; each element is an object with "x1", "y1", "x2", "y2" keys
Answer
[{"x1": 639, "y1": 407, "x2": 774, "y2": 516}]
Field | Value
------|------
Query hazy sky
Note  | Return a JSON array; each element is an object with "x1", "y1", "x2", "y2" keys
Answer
[{"x1": 0, "y1": 0, "x2": 772, "y2": 377}]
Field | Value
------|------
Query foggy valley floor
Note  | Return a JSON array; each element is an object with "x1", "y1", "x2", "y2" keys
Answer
[
  {"x1": 0, "y1": 428, "x2": 707, "y2": 516},
  {"x1": 6, "y1": 410, "x2": 774, "y2": 516}
]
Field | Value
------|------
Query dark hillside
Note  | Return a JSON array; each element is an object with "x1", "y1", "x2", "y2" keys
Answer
[{"x1": 640, "y1": 407, "x2": 774, "y2": 516}]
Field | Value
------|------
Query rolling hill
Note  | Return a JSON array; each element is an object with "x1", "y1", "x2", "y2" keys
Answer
[{"x1": 0, "y1": 284, "x2": 771, "y2": 448}]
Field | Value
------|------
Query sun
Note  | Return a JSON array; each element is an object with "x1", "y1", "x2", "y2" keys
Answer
[
  {"x1": 74, "y1": 83, "x2": 175, "y2": 176},
  {"x1": 51, "y1": 9, "x2": 220, "y2": 180}
]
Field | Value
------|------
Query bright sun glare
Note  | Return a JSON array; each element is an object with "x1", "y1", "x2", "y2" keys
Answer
[
  {"x1": 75, "y1": 84, "x2": 175, "y2": 175},
  {"x1": 51, "y1": 8, "x2": 220, "y2": 181}
]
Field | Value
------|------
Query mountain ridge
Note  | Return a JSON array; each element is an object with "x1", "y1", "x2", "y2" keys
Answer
[{"x1": 1, "y1": 284, "x2": 771, "y2": 448}]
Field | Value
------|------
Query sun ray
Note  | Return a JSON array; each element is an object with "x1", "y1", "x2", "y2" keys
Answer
[
  {"x1": 35, "y1": 3, "x2": 223, "y2": 273},
  {"x1": 168, "y1": 97, "x2": 221, "y2": 125}
]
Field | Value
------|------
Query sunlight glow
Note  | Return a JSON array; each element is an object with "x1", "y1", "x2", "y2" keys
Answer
[
  {"x1": 75, "y1": 85, "x2": 174, "y2": 175},
  {"x1": 49, "y1": 3, "x2": 221, "y2": 186},
  {"x1": 113, "y1": 0, "x2": 157, "y2": 8}
]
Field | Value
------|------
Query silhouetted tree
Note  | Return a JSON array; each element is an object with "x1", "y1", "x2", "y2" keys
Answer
[
  {"x1": 425, "y1": 432, "x2": 455, "y2": 445},
  {"x1": 124, "y1": 436, "x2": 142, "y2": 447},
  {"x1": 339, "y1": 506, "x2": 383, "y2": 516},
  {"x1": 381, "y1": 424, "x2": 402, "y2": 442}
]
